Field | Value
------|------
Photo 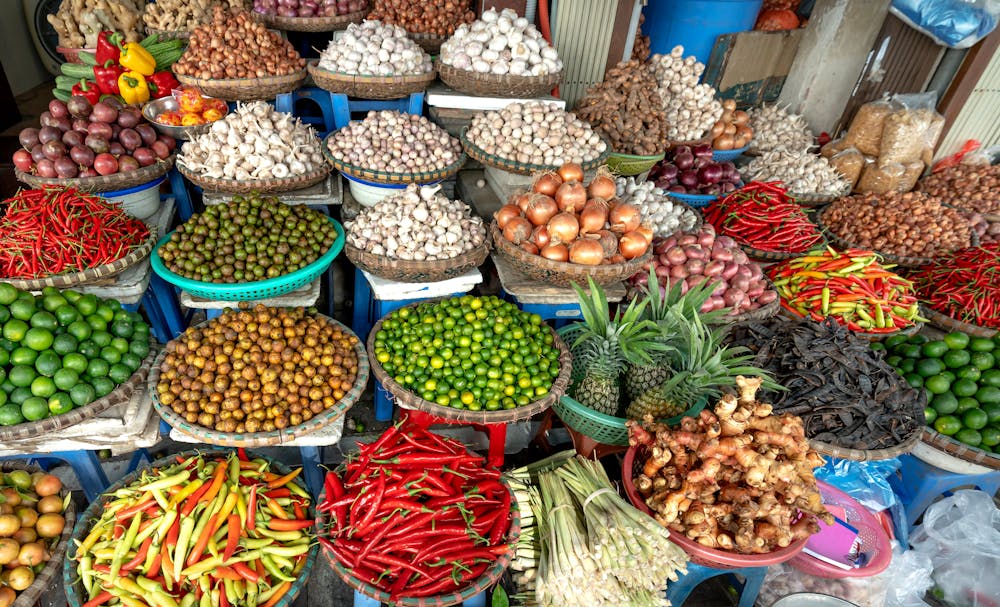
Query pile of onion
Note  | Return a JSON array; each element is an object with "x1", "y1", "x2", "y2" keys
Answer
[
  {"x1": 648, "y1": 145, "x2": 742, "y2": 196},
  {"x1": 710, "y1": 99, "x2": 753, "y2": 151},
  {"x1": 495, "y1": 163, "x2": 652, "y2": 266}
]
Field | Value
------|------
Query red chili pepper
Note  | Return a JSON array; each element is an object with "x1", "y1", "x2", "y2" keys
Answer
[{"x1": 120, "y1": 535, "x2": 154, "y2": 573}]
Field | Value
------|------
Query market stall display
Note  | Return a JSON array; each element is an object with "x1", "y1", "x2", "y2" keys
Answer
[
  {"x1": 650, "y1": 46, "x2": 723, "y2": 143},
  {"x1": 615, "y1": 176, "x2": 701, "y2": 238},
  {"x1": 647, "y1": 146, "x2": 742, "y2": 205},
  {"x1": 709, "y1": 99, "x2": 753, "y2": 156},
  {"x1": 254, "y1": 0, "x2": 366, "y2": 18},
  {"x1": 318, "y1": 420, "x2": 517, "y2": 603},
  {"x1": 911, "y1": 244, "x2": 1000, "y2": 334},
  {"x1": 741, "y1": 148, "x2": 851, "y2": 200},
  {"x1": 746, "y1": 104, "x2": 814, "y2": 155},
  {"x1": 965, "y1": 211, "x2": 1000, "y2": 244},
  {"x1": 66, "y1": 450, "x2": 316, "y2": 607},
  {"x1": 917, "y1": 163, "x2": 1000, "y2": 218},
  {"x1": 48, "y1": 0, "x2": 143, "y2": 52},
  {"x1": 144, "y1": 0, "x2": 246, "y2": 37},
  {"x1": 142, "y1": 88, "x2": 230, "y2": 140},
  {"x1": 367, "y1": 0, "x2": 475, "y2": 50}
]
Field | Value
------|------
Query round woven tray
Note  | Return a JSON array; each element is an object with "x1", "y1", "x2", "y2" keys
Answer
[
  {"x1": 920, "y1": 426, "x2": 1000, "y2": 471},
  {"x1": 324, "y1": 133, "x2": 467, "y2": 185},
  {"x1": 366, "y1": 299, "x2": 572, "y2": 424},
  {"x1": 4, "y1": 460, "x2": 76, "y2": 607},
  {"x1": 257, "y1": 8, "x2": 367, "y2": 31},
  {"x1": 175, "y1": 70, "x2": 308, "y2": 102},
  {"x1": 606, "y1": 151, "x2": 664, "y2": 176},
  {"x1": 309, "y1": 62, "x2": 436, "y2": 100},
  {"x1": 64, "y1": 450, "x2": 316, "y2": 607},
  {"x1": 816, "y1": 213, "x2": 940, "y2": 269},
  {"x1": 921, "y1": 305, "x2": 998, "y2": 338},
  {"x1": 15, "y1": 154, "x2": 175, "y2": 193},
  {"x1": 1, "y1": 223, "x2": 157, "y2": 290},
  {"x1": 144, "y1": 27, "x2": 191, "y2": 40},
  {"x1": 778, "y1": 303, "x2": 923, "y2": 342},
  {"x1": 176, "y1": 162, "x2": 330, "y2": 195},
  {"x1": 491, "y1": 223, "x2": 650, "y2": 287},
  {"x1": 461, "y1": 128, "x2": 611, "y2": 176},
  {"x1": 740, "y1": 235, "x2": 828, "y2": 263},
  {"x1": 409, "y1": 32, "x2": 447, "y2": 55},
  {"x1": 726, "y1": 293, "x2": 781, "y2": 324},
  {"x1": 149, "y1": 314, "x2": 368, "y2": 447},
  {"x1": 0, "y1": 343, "x2": 156, "y2": 442},
  {"x1": 345, "y1": 240, "x2": 488, "y2": 283},
  {"x1": 808, "y1": 427, "x2": 922, "y2": 462},
  {"x1": 437, "y1": 61, "x2": 561, "y2": 98},
  {"x1": 942, "y1": 202, "x2": 1000, "y2": 223}
]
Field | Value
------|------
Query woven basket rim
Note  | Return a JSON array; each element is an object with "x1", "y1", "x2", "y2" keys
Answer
[
  {"x1": 920, "y1": 305, "x2": 998, "y2": 338},
  {"x1": 308, "y1": 61, "x2": 436, "y2": 83},
  {"x1": 740, "y1": 235, "x2": 829, "y2": 262},
  {"x1": 941, "y1": 202, "x2": 1000, "y2": 222},
  {"x1": 174, "y1": 71, "x2": 308, "y2": 101},
  {"x1": 344, "y1": 239, "x2": 489, "y2": 283},
  {"x1": 726, "y1": 290, "x2": 781, "y2": 324},
  {"x1": 323, "y1": 132, "x2": 466, "y2": 184},
  {"x1": 808, "y1": 427, "x2": 922, "y2": 461},
  {"x1": 175, "y1": 162, "x2": 330, "y2": 194},
  {"x1": 437, "y1": 61, "x2": 562, "y2": 98},
  {"x1": 175, "y1": 69, "x2": 308, "y2": 87},
  {"x1": 920, "y1": 427, "x2": 1000, "y2": 470},
  {"x1": 817, "y1": 209, "x2": 968, "y2": 267},
  {"x1": 15, "y1": 155, "x2": 175, "y2": 193},
  {"x1": 778, "y1": 303, "x2": 923, "y2": 340},
  {"x1": 256, "y1": 7, "x2": 368, "y2": 30},
  {"x1": 149, "y1": 313, "x2": 367, "y2": 447},
  {"x1": 788, "y1": 185, "x2": 851, "y2": 205},
  {"x1": 461, "y1": 127, "x2": 610, "y2": 176},
  {"x1": 308, "y1": 62, "x2": 436, "y2": 99},
  {"x1": 607, "y1": 150, "x2": 666, "y2": 162}
]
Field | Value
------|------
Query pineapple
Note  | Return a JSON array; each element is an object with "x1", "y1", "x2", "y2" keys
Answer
[{"x1": 569, "y1": 277, "x2": 663, "y2": 416}]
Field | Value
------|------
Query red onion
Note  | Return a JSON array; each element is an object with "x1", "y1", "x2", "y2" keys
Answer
[
  {"x1": 698, "y1": 165, "x2": 723, "y2": 184},
  {"x1": 658, "y1": 164, "x2": 679, "y2": 182},
  {"x1": 679, "y1": 170, "x2": 699, "y2": 188},
  {"x1": 693, "y1": 144, "x2": 714, "y2": 159},
  {"x1": 674, "y1": 152, "x2": 695, "y2": 171}
]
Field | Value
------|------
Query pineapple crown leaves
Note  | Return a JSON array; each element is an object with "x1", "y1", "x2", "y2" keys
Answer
[
  {"x1": 642, "y1": 268, "x2": 728, "y2": 326},
  {"x1": 571, "y1": 277, "x2": 667, "y2": 367}
]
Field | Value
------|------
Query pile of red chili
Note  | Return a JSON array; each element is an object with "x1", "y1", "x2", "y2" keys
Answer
[
  {"x1": 318, "y1": 419, "x2": 512, "y2": 601},
  {"x1": 702, "y1": 181, "x2": 824, "y2": 253},
  {"x1": 911, "y1": 244, "x2": 1000, "y2": 329},
  {"x1": 0, "y1": 186, "x2": 150, "y2": 278}
]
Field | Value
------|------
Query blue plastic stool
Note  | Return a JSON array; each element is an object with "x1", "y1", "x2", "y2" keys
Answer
[
  {"x1": 890, "y1": 453, "x2": 1000, "y2": 528},
  {"x1": 146, "y1": 273, "x2": 186, "y2": 341},
  {"x1": 168, "y1": 167, "x2": 196, "y2": 222},
  {"x1": 667, "y1": 562, "x2": 767, "y2": 607},
  {"x1": 353, "y1": 590, "x2": 486, "y2": 607},
  {"x1": 275, "y1": 88, "x2": 338, "y2": 137},
  {"x1": 1, "y1": 451, "x2": 109, "y2": 502},
  {"x1": 330, "y1": 92, "x2": 425, "y2": 129},
  {"x1": 499, "y1": 288, "x2": 581, "y2": 329}
]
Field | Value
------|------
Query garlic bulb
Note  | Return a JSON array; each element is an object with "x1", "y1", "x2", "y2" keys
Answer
[
  {"x1": 747, "y1": 104, "x2": 815, "y2": 153},
  {"x1": 466, "y1": 101, "x2": 607, "y2": 166},
  {"x1": 616, "y1": 176, "x2": 700, "y2": 237},
  {"x1": 318, "y1": 20, "x2": 433, "y2": 76},
  {"x1": 439, "y1": 8, "x2": 562, "y2": 76},
  {"x1": 326, "y1": 110, "x2": 462, "y2": 173},
  {"x1": 650, "y1": 47, "x2": 723, "y2": 141},
  {"x1": 742, "y1": 150, "x2": 850, "y2": 194}
]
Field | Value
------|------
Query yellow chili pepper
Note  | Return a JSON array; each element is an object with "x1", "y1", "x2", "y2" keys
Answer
[{"x1": 119, "y1": 42, "x2": 156, "y2": 75}]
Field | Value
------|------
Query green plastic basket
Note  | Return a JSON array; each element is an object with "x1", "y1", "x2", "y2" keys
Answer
[
  {"x1": 150, "y1": 216, "x2": 345, "y2": 301},
  {"x1": 554, "y1": 324, "x2": 708, "y2": 446},
  {"x1": 606, "y1": 151, "x2": 665, "y2": 176}
]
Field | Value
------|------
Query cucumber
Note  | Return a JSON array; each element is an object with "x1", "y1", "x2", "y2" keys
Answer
[
  {"x1": 154, "y1": 49, "x2": 186, "y2": 72},
  {"x1": 60, "y1": 63, "x2": 95, "y2": 79},
  {"x1": 78, "y1": 51, "x2": 97, "y2": 65},
  {"x1": 55, "y1": 76, "x2": 80, "y2": 90},
  {"x1": 140, "y1": 33, "x2": 160, "y2": 47},
  {"x1": 52, "y1": 88, "x2": 71, "y2": 102}
]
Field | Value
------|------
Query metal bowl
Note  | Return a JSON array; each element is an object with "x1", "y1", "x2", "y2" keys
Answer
[{"x1": 141, "y1": 96, "x2": 228, "y2": 141}]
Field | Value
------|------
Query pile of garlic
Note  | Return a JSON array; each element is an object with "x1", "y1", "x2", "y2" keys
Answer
[
  {"x1": 747, "y1": 104, "x2": 815, "y2": 153},
  {"x1": 742, "y1": 150, "x2": 850, "y2": 194},
  {"x1": 178, "y1": 102, "x2": 324, "y2": 180},
  {"x1": 317, "y1": 20, "x2": 433, "y2": 76},
  {"x1": 466, "y1": 101, "x2": 606, "y2": 166},
  {"x1": 650, "y1": 46, "x2": 723, "y2": 142},
  {"x1": 345, "y1": 184, "x2": 486, "y2": 260},
  {"x1": 616, "y1": 176, "x2": 700, "y2": 237},
  {"x1": 439, "y1": 8, "x2": 562, "y2": 76}
]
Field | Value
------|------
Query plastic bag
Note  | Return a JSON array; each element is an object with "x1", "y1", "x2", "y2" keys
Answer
[
  {"x1": 897, "y1": 161, "x2": 926, "y2": 192},
  {"x1": 884, "y1": 547, "x2": 935, "y2": 607},
  {"x1": 891, "y1": 0, "x2": 1000, "y2": 49},
  {"x1": 933, "y1": 139, "x2": 981, "y2": 172},
  {"x1": 880, "y1": 109, "x2": 933, "y2": 167},
  {"x1": 857, "y1": 161, "x2": 905, "y2": 194},
  {"x1": 909, "y1": 490, "x2": 1000, "y2": 607},
  {"x1": 829, "y1": 148, "x2": 866, "y2": 189},
  {"x1": 845, "y1": 100, "x2": 896, "y2": 156},
  {"x1": 821, "y1": 137, "x2": 851, "y2": 159},
  {"x1": 759, "y1": 560, "x2": 890, "y2": 607}
]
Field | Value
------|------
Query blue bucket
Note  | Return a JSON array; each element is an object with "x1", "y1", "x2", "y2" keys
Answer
[{"x1": 643, "y1": 0, "x2": 763, "y2": 65}]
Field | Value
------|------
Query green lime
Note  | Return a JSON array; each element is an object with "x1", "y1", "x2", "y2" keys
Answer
[
  {"x1": 53, "y1": 368, "x2": 79, "y2": 391},
  {"x1": 20, "y1": 396, "x2": 48, "y2": 421},
  {"x1": 943, "y1": 332, "x2": 970, "y2": 350},
  {"x1": 54, "y1": 305, "x2": 80, "y2": 326},
  {"x1": 885, "y1": 355, "x2": 903, "y2": 368},
  {"x1": 77, "y1": 341, "x2": 99, "y2": 360},
  {"x1": 29, "y1": 376, "x2": 55, "y2": 398},
  {"x1": 970, "y1": 337, "x2": 996, "y2": 352},
  {"x1": 952, "y1": 378, "x2": 979, "y2": 398},
  {"x1": 8, "y1": 365, "x2": 35, "y2": 388},
  {"x1": 0, "y1": 306, "x2": 8, "y2": 325},
  {"x1": 901, "y1": 344, "x2": 924, "y2": 359},
  {"x1": 1, "y1": 381, "x2": 15, "y2": 395},
  {"x1": 0, "y1": 403, "x2": 24, "y2": 426},
  {"x1": 119, "y1": 352, "x2": 141, "y2": 372},
  {"x1": 95, "y1": 304, "x2": 115, "y2": 323},
  {"x1": 41, "y1": 294, "x2": 67, "y2": 313},
  {"x1": 904, "y1": 373, "x2": 924, "y2": 389},
  {"x1": 983, "y1": 402, "x2": 1000, "y2": 424},
  {"x1": 963, "y1": 408, "x2": 989, "y2": 430},
  {"x1": 34, "y1": 351, "x2": 61, "y2": 377},
  {"x1": 109, "y1": 337, "x2": 129, "y2": 355},
  {"x1": 931, "y1": 392, "x2": 959, "y2": 415},
  {"x1": 62, "y1": 353, "x2": 88, "y2": 374},
  {"x1": 110, "y1": 320, "x2": 133, "y2": 339},
  {"x1": 941, "y1": 371, "x2": 956, "y2": 383},
  {"x1": 10, "y1": 347, "x2": 37, "y2": 366},
  {"x1": 956, "y1": 366, "x2": 982, "y2": 381},
  {"x1": 943, "y1": 350, "x2": 972, "y2": 369},
  {"x1": 0, "y1": 338, "x2": 14, "y2": 352},
  {"x1": 69, "y1": 383, "x2": 96, "y2": 407},
  {"x1": 9, "y1": 387, "x2": 31, "y2": 405},
  {"x1": 922, "y1": 340, "x2": 949, "y2": 359},
  {"x1": 86, "y1": 315, "x2": 107, "y2": 333},
  {"x1": 129, "y1": 340, "x2": 149, "y2": 359},
  {"x1": 970, "y1": 351, "x2": 995, "y2": 371},
  {"x1": 67, "y1": 321, "x2": 92, "y2": 341},
  {"x1": 23, "y1": 327, "x2": 53, "y2": 351},
  {"x1": 955, "y1": 428, "x2": 982, "y2": 447},
  {"x1": 924, "y1": 407, "x2": 938, "y2": 424},
  {"x1": 8, "y1": 299, "x2": 35, "y2": 321},
  {"x1": 75, "y1": 294, "x2": 98, "y2": 317},
  {"x1": 886, "y1": 334, "x2": 910, "y2": 349},
  {"x1": 99, "y1": 347, "x2": 121, "y2": 365},
  {"x1": 0, "y1": 284, "x2": 19, "y2": 306},
  {"x1": 29, "y1": 311, "x2": 57, "y2": 331},
  {"x1": 957, "y1": 397, "x2": 981, "y2": 414},
  {"x1": 0, "y1": 350, "x2": 7, "y2": 368},
  {"x1": 47, "y1": 392, "x2": 73, "y2": 415},
  {"x1": 981, "y1": 369, "x2": 1000, "y2": 387},
  {"x1": 51, "y1": 334, "x2": 78, "y2": 356},
  {"x1": 870, "y1": 342, "x2": 885, "y2": 352},
  {"x1": 62, "y1": 289, "x2": 81, "y2": 304},
  {"x1": 86, "y1": 358, "x2": 109, "y2": 379},
  {"x1": 40, "y1": 286, "x2": 59, "y2": 298},
  {"x1": 934, "y1": 415, "x2": 963, "y2": 435},
  {"x1": 926, "y1": 374, "x2": 952, "y2": 395},
  {"x1": 976, "y1": 385, "x2": 1000, "y2": 405},
  {"x1": 2, "y1": 319, "x2": 28, "y2": 342},
  {"x1": 916, "y1": 358, "x2": 946, "y2": 377},
  {"x1": 899, "y1": 359, "x2": 917, "y2": 374},
  {"x1": 982, "y1": 427, "x2": 1000, "y2": 447},
  {"x1": 910, "y1": 334, "x2": 930, "y2": 345},
  {"x1": 90, "y1": 331, "x2": 112, "y2": 348},
  {"x1": 107, "y1": 363, "x2": 131, "y2": 385},
  {"x1": 91, "y1": 377, "x2": 114, "y2": 397}
]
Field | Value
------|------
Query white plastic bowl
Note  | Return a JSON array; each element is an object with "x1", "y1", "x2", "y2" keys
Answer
[{"x1": 100, "y1": 176, "x2": 165, "y2": 219}]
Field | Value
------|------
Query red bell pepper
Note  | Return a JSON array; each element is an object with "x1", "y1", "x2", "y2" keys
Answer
[
  {"x1": 93, "y1": 61, "x2": 124, "y2": 96},
  {"x1": 71, "y1": 80, "x2": 101, "y2": 105},
  {"x1": 147, "y1": 71, "x2": 180, "y2": 99},
  {"x1": 95, "y1": 31, "x2": 120, "y2": 65}
]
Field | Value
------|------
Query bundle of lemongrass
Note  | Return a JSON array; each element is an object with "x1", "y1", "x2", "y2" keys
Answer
[{"x1": 505, "y1": 452, "x2": 688, "y2": 607}]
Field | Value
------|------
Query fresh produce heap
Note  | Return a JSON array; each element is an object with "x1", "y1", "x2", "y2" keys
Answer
[
  {"x1": 769, "y1": 249, "x2": 924, "y2": 333},
  {"x1": 709, "y1": 99, "x2": 753, "y2": 151},
  {"x1": 0, "y1": 188, "x2": 151, "y2": 279},
  {"x1": 631, "y1": 13, "x2": 650, "y2": 61},
  {"x1": 465, "y1": 102, "x2": 607, "y2": 167},
  {"x1": 627, "y1": 226, "x2": 777, "y2": 316},
  {"x1": 0, "y1": 284, "x2": 152, "y2": 426},
  {"x1": 760, "y1": 561, "x2": 886, "y2": 607},
  {"x1": 573, "y1": 60, "x2": 668, "y2": 156},
  {"x1": 178, "y1": 102, "x2": 325, "y2": 180},
  {"x1": 747, "y1": 104, "x2": 814, "y2": 153},
  {"x1": 616, "y1": 176, "x2": 700, "y2": 238},
  {"x1": 13, "y1": 96, "x2": 176, "y2": 178},
  {"x1": 964, "y1": 211, "x2": 1000, "y2": 244},
  {"x1": 367, "y1": 0, "x2": 475, "y2": 37},
  {"x1": 55, "y1": 32, "x2": 185, "y2": 104},
  {"x1": 911, "y1": 244, "x2": 1000, "y2": 329},
  {"x1": 628, "y1": 376, "x2": 834, "y2": 553},
  {"x1": 495, "y1": 164, "x2": 651, "y2": 265},
  {"x1": 649, "y1": 47, "x2": 723, "y2": 142},
  {"x1": 172, "y1": 7, "x2": 306, "y2": 79},
  {"x1": 71, "y1": 451, "x2": 313, "y2": 607},
  {"x1": 0, "y1": 471, "x2": 69, "y2": 603},
  {"x1": 145, "y1": 0, "x2": 247, "y2": 32},
  {"x1": 703, "y1": 182, "x2": 824, "y2": 254},
  {"x1": 917, "y1": 163, "x2": 1000, "y2": 216},
  {"x1": 370, "y1": 295, "x2": 561, "y2": 411},
  {"x1": 345, "y1": 184, "x2": 485, "y2": 261},
  {"x1": 156, "y1": 306, "x2": 358, "y2": 433},
  {"x1": 742, "y1": 149, "x2": 850, "y2": 195},
  {"x1": 506, "y1": 452, "x2": 688, "y2": 607},
  {"x1": 157, "y1": 194, "x2": 338, "y2": 283},
  {"x1": 318, "y1": 420, "x2": 513, "y2": 600},
  {"x1": 728, "y1": 318, "x2": 925, "y2": 450},
  {"x1": 152, "y1": 88, "x2": 228, "y2": 127},
  {"x1": 821, "y1": 191, "x2": 972, "y2": 259},
  {"x1": 253, "y1": 0, "x2": 366, "y2": 18},
  {"x1": 439, "y1": 8, "x2": 563, "y2": 77},
  {"x1": 317, "y1": 20, "x2": 432, "y2": 76},
  {"x1": 648, "y1": 145, "x2": 742, "y2": 196},
  {"x1": 882, "y1": 331, "x2": 1000, "y2": 451},
  {"x1": 47, "y1": 0, "x2": 143, "y2": 48},
  {"x1": 326, "y1": 110, "x2": 461, "y2": 174}
]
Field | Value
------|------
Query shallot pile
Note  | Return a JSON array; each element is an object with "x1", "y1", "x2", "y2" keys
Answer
[
  {"x1": 616, "y1": 176, "x2": 700, "y2": 237},
  {"x1": 178, "y1": 102, "x2": 325, "y2": 180},
  {"x1": 648, "y1": 145, "x2": 742, "y2": 196},
  {"x1": 710, "y1": 99, "x2": 753, "y2": 151},
  {"x1": 439, "y1": 8, "x2": 562, "y2": 77},
  {"x1": 326, "y1": 111, "x2": 461, "y2": 173},
  {"x1": 917, "y1": 163, "x2": 1000, "y2": 216},
  {"x1": 742, "y1": 149, "x2": 850, "y2": 195},
  {"x1": 346, "y1": 184, "x2": 485, "y2": 260},
  {"x1": 317, "y1": 20, "x2": 432, "y2": 75},
  {"x1": 650, "y1": 46, "x2": 723, "y2": 142},
  {"x1": 253, "y1": 0, "x2": 365, "y2": 17},
  {"x1": 747, "y1": 104, "x2": 814, "y2": 154},
  {"x1": 466, "y1": 102, "x2": 607, "y2": 167},
  {"x1": 367, "y1": 0, "x2": 475, "y2": 37}
]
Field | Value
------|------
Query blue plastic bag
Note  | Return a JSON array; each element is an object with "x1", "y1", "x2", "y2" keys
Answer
[
  {"x1": 891, "y1": 0, "x2": 1000, "y2": 49},
  {"x1": 815, "y1": 457, "x2": 908, "y2": 542}
]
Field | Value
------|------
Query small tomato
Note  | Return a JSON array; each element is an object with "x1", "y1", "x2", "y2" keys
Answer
[
  {"x1": 202, "y1": 108, "x2": 224, "y2": 122},
  {"x1": 204, "y1": 98, "x2": 227, "y2": 114},
  {"x1": 156, "y1": 112, "x2": 183, "y2": 126},
  {"x1": 180, "y1": 113, "x2": 205, "y2": 126},
  {"x1": 177, "y1": 88, "x2": 205, "y2": 113}
]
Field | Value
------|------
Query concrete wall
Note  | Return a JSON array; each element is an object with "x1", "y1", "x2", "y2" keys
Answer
[{"x1": 1, "y1": 1, "x2": 51, "y2": 96}]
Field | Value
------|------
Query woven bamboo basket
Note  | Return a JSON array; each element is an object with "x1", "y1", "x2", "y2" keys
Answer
[
  {"x1": 437, "y1": 61, "x2": 561, "y2": 98},
  {"x1": 345, "y1": 240, "x2": 488, "y2": 283},
  {"x1": 491, "y1": 224, "x2": 650, "y2": 288},
  {"x1": 0, "y1": 343, "x2": 156, "y2": 442},
  {"x1": 727, "y1": 292, "x2": 781, "y2": 324},
  {"x1": 817, "y1": 211, "x2": 973, "y2": 268},
  {"x1": 409, "y1": 32, "x2": 447, "y2": 54},
  {"x1": 149, "y1": 314, "x2": 368, "y2": 447},
  {"x1": 740, "y1": 236, "x2": 828, "y2": 263},
  {"x1": 15, "y1": 154, "x2": 174, "y2": 192},
  {"x1": 778, "y1": 303, "x2": 923, "y2": 342},
  {"x1": 921, "y1": 305, "x2": 998, "y2": 338},
  {"x1": 324, "y1": 133, "x2": 467, "y2": 185},
  {"x1": 789, "y1": 184, "x2": 851, "y2": 207},
  {"x1": 309, "y1": 63, "x2": 436, "y2": 99},
  {"x1": 461, "y1": 128, "x2": 610, "y2": 176},
  {"x1": 366, "y1": 300, "x2": 572, "y2": 424},
  {"x1": 4, "y1": 460, "x2": 76, "y2": 607},
  {"x1": 176, "y1": 163, "x2": 330, "y2": 195},
  {"x1": 942, "y1": 202, "x2": 1000, "y2": 223},
  {"x1": 63, "y1": 450, "x2": 316, "y2": 607},
  {"x1": 920, "y1": 427, "x2": 1000, "y2": 470},
  {"x1": 144, "y1": 27, "x2": 191, "y2": 40},
  {"x1": 174, "y1": 70, "x2": 308, "y2": 102},
  {"x1": 808, "y1": 427, "x2": 923, "y2": 462},
  {"x1": 257, "y1": 8, "x2": 367, "y2": 31},
  {"x1": 1, "y1": 223, "x2": 157, "y2": 290}
]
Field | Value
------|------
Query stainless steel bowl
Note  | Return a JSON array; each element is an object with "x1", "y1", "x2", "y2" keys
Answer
[{"x1": 141, "y1": 96, "x2": 228, "y2": 141}]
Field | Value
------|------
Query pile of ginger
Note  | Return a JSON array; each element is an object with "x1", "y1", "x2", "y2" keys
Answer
[{"x1": 627, "y1": 376, "x2": 834, "y2": 554}]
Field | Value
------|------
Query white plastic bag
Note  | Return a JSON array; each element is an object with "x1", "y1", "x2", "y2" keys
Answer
[
  {"x1": 884, "y1": 547, "x2": 934, "y2": 607},
  {"x1": 891, "y1": 0, "x2": 1000, "y2": 49}
]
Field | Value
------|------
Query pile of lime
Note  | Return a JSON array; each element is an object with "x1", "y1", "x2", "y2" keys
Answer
[
  {"x1": 0, "y1": 283, "x2": 151, "y2": 426},
  {"x1": 878, "y1": 331, "x2": 1000, "y2": 451}
]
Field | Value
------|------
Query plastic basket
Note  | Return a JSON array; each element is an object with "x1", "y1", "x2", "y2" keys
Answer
[
  {"x1": 606, "y1": 151, "x2": 665, "y2": 176},
  {"x1": 666, "y1": 191, "x2": 720, "y2": 208},
  {"x1": 150, "y1": 217, "x2": 344, "y2": 301},
  {"x1": 712, "y1": 145, "x2": 749, "y2": 162}
]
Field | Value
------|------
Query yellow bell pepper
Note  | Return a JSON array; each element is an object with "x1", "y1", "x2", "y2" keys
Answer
[
  {"x1": 118, "y1": 71, "x2": 150, "y2": 105},
  {"x1": 119, "y1": 42, "x2": 156, "y2": 76}
]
